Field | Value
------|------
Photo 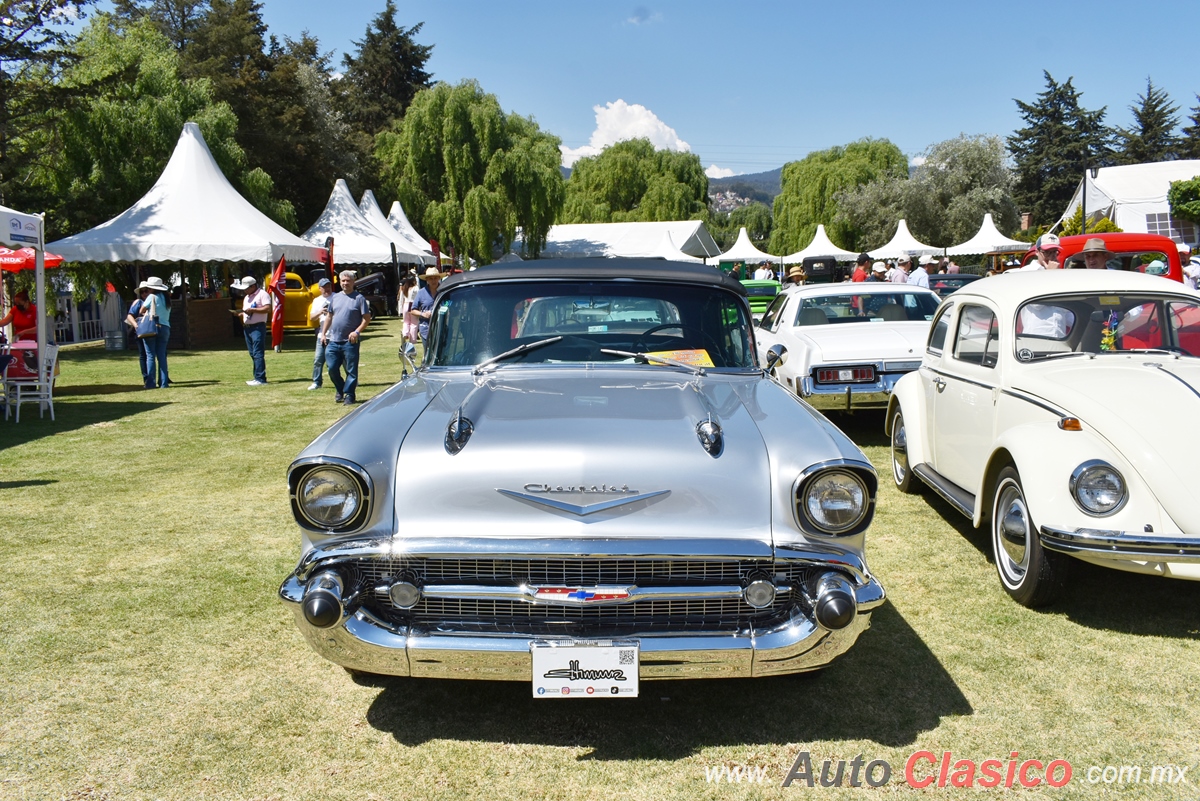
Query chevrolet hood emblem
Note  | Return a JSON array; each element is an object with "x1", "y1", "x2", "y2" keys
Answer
[{"x1": 497, "y1": 488, "x2": 670, "y2": 516}]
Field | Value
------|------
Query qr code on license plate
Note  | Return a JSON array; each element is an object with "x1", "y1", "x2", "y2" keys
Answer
[{"x1": 619, "y1": 649, "x2": 635, "y2": 665}]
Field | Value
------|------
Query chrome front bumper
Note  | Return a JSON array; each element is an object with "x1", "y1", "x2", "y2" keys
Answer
[
  {"x1": 798, "y1": 371, "x2": 908, "y2": 411},
  {"x1": 280, "y1": 574, "x2": 884, "y2": 680},
  {"x1": 1040, "y1": 526, "x2": 1200, "y2": 563}
]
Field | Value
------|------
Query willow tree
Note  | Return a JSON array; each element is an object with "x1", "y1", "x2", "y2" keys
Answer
[
  {"x1": 561, "y1": 138, "x2": 708, "y2": 223},
  {"x1": 768, "y1": 138, "x2": 906, "y2": 255},
  {"x1": 375, "y1": 79, "x2": 564, "y2": 263}
]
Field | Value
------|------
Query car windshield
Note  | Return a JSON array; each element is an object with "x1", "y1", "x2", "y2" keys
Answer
[
  {"x1": 426, "y1": 280, "x2": 756, "y2": 369},
  {"x1": 1014, "y1": 293, "x2": 1200, "y2": 361},
  {"x1": 793, "y1": 291, "x2": 940, "y2": 325}
]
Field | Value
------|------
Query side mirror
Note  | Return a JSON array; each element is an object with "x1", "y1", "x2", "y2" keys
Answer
[{"x1": 764, "y1": 343, "x2": 788, "y2": 372}]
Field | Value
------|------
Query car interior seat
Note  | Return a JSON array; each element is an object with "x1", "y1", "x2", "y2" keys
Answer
[{"x1": 797, "y1": 308, "x2": 829, "y2": 326}]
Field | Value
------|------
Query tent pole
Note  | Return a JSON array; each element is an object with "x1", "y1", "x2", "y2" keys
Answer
[{"x1": 35, "y1": 215, "x2": 47, "y2": 386}]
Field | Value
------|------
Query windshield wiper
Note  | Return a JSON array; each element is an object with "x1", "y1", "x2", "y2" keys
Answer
[
  {"x1": 1118, "y1": 348, "x2": 1182, "y2": 358},
  {"x1": 473, "y1": 336, "x2": 563, "y2": 375},
  {"x1": 599, "y1": 348, "x2": 706, "y2": 376}
]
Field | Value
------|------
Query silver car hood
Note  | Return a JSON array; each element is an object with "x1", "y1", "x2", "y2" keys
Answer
[{"x1": 394, "y1": 369, "x2": 776, "y2": 542}]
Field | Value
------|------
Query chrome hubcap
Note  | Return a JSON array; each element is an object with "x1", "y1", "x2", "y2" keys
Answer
[
  {"x1": 891, "y1": 418, "x2": 908, "y2": 484},
  {"x1": 996, "y1": 485, "x2": 1029, "y2": 578}
]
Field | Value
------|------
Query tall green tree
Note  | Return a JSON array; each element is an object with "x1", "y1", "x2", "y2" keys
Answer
[
  {"x1": 561, "y1": 138, "x2": 708, "y2": 224},
  {"x1": 836, "y1": 134, "x2": 1019, "y2": 250},
  {"x1": 39, "y1": 14, "x2": 293, "y2": 237},
  {"x1": 0, "y1": 0, "x2": 93, "y2": 208},
  {"x1": 1168, "y1": 177, "x2": 1200, "y2": 225},
  {"x1": 1180, "y1": 95, "x2": 1200, "y2": 160},
  {"x1": 112, "y1": 0, "x2": 207, "y2": 50},
  {"x1": 768, "y1": 138, "x2": 906, "y2": 254},
  {"x1": 376, "y1": 80, "x2": 564, "y2": 263},
  {"x1": 1009, "y1": 72, "x2": 1114, "y2": 227},
  {"x1": 1115, "y1": 78, "x2": 1181, "y2": 164},
  {"x1": 337, "y1": 0, "x2": 432, "y2": 184}
]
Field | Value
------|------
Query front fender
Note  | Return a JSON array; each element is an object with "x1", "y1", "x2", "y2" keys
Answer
[{"x1": 886, "y1": 371, "x2": 929, "y2": 469}]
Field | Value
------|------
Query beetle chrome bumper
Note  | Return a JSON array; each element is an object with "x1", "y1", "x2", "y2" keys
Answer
[
  {"x1": 1040, "y1": 526, "x2": 1200, "y2": 563},
  {"x1": 279, "y1": 574, "x2": 885, "y2": 680}
]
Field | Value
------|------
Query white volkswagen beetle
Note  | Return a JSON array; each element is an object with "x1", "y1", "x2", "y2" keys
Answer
[
  {"x1": 887, "y1": 270, "x2": 1200, "y2": 606},
  {"x1": 755, "y1": 282, "x2": 940, "y2": 411}
]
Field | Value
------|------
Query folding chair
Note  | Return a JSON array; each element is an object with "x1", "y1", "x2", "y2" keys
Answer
[{"x1": 4, "y1": 342, "x2": 59, "y2": 422}]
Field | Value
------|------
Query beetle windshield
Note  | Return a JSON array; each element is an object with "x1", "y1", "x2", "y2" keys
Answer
[
  {"x1": 1014, "y1": 293, "x2": 1200, "y2": 361},
  {"x1": 426, "y1": 281, "x2": 756, "y2": 369}
]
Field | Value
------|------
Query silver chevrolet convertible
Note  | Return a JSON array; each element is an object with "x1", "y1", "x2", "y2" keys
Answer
[{"x1": 279, "y1": 259, "x2": 885, "y2": 694}]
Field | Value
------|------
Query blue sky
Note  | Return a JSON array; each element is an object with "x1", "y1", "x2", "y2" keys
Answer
[{"x1": 126, "y1": 1, "x2": 1200, "y2": 176}]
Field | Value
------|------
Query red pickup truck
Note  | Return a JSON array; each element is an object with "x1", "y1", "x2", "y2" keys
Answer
[{"x1": 1020, "y1": 232, "x2": 1184, "y2": 282}]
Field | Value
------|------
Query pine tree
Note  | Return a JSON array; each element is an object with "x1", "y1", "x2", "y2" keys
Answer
[
  {"x1": 338, "y1": 0, "x2": 433, "y2": 137},
  {"x1": 1115, "y1": 78, "x2": 1180, "y2": 164},
  {"x1": 1009, "y1": 72, "x2": 1114, "y2": 228},
  {"x1": 1180, "y1": 95, "x2": 1200, "y2": 160}
]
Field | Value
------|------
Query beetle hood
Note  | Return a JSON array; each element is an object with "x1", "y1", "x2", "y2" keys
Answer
[
  {"x1": 392, "y1": 370, "x2": 786, "y2": 543},
  {"x1": 1017, "y1": 359, "x2": 1200, "y2": 533}
]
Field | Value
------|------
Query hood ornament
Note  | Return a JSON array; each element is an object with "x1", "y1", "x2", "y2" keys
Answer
[
  {"x1": 498, "y1": 486, "x2": 669, "y2": 516},
  {"x1": 445, "y1": 410, "x2": 474, "y2": 454},
  {"x1": 696, "y1": 416, "x2": 723, "y2": 456}
]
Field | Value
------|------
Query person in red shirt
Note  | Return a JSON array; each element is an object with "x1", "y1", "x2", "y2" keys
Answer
[
  {"x1": 851, "y1": 253, "x2": 870, "y2": 282},
  {"x1": 0, "y1": 289, "x2": 37, "y2": 340}
]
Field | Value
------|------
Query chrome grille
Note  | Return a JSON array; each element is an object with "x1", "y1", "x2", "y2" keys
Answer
[{"x1": 354, "y1": 557, "x2": 771, "y2": 587}]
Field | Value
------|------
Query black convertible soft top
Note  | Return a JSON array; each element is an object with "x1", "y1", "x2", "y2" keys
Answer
[{"x1": 438, "y1": 258, "x2": 747, "y2": 296}]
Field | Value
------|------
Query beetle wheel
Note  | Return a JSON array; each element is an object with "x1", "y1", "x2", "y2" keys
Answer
[
  {"x1": 990, "y1": 466, "x2": 1067, "y2": 607},
  {"x1": 890, "y1": 408, "x2": 919, "y2": 494}
]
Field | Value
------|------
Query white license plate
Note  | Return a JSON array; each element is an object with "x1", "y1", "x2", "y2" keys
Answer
[{"x1": 531, "y1": 640, "x2": 639, "y2": 698}]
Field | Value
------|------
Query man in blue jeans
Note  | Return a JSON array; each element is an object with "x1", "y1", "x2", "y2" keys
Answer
[
  {"x1": 321, "y1": 271, "x2": 372, "y2": 404},
  {"x1": 231, "y1": 275, "x2": 270, "y2": 385}
]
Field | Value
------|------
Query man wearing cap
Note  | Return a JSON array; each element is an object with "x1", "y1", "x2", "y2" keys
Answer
[
  {"x1": 869, "y1": 261, "x2": 887, "y2": 282},
  {"x1": 890, "y1": 255, "x2": 910, "y2": 283},
  {"x1": 231, "y1": 275, "x2": 270, "y2": 386},
  {"x1": 1080, "y1": 238, "x2": 1114, "y2": 270},
  {"x1": 321, "y1": 271, "x2": 372, "y2": 405},
  {"x1": 1178, "y1": 244, "x2": 1199, "y2": 291},
  {"x1": 1020, "y1": 233, "x2": 1062, "y2": 271},
  {"x1": 306, "y1": 278, "x2": 334, "y2": 390},
  {"x1": 851, "y1": 253, "x2": 870, "y2": 282},
  {"x1": 910, "y1": 256, "x2": 932, "y2": 289},
  {"x1": 413, "y1": 266, "x2": 445, "y2": 351},
  {"x1": 753, "y1": 261, "x2": 774, "y2": 280}
]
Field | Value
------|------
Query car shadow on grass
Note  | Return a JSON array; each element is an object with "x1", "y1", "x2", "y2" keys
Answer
[
  {"x1": 0, "y1": 399, "x2": 168, "y2": 451},
  {"x1": 363, "y1": 601, "x2": 972, "y2": 759}
]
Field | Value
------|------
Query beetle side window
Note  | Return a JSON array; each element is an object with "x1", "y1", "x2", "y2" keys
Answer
[
  {"x1": 952, "y1": 304, "x2": 1000, "y2": 368},
  {"x1": 927, "y1": 305, "x2": 952, "y2": 354},
  {"x1": 759, "y1": 294, "x2": 788, "y2": 332}
]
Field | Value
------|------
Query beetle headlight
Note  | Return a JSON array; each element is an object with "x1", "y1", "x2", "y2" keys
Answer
[
  {"x1": 800, "y1": 470, "x2": 870, "y2": 534},
  {"x1": 290, "y1": 461, "x2": 371, "y2": 531},
  {"x1": 1070, "y1": 461, "x2": 1127, "y2": 516}
]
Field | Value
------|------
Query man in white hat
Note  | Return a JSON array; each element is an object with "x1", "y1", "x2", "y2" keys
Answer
[
  {"x1": 231, "y1": 275, "x2": 271, "y2": 385},
  {"x1": 890, "y1": 255, "x2": 910, "y2": 284},
  {"x1": 321, "y1": 270, "x2": 372, "y2": 404},
  {"x1": 413, "y1": 266, "x2": 446, "y2": 351},
  {"x1": 910, "y1": 255, "x2": 932, "y2": 289}
]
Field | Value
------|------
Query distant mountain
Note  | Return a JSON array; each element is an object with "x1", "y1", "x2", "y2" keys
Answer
[{"x1": 708, "y1": 167, "x2": 783, "y2": 205}]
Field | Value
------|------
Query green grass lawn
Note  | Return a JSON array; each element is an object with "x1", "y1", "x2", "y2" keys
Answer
[{"x1": 1, "y1": 320, "x2": 1197, "y2": 800}]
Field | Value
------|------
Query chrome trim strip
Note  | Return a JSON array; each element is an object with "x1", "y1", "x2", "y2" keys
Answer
[
  {"x1": 386, "y1": 537, "x2": 777, "y2": 560},
  {"x1": 496, "y1": 488, "x2": 670, "y2": 516},
  {"x1": 1148, "y1": 363, "x2": 1200, "y2": 401},
  {"x1": 911, "y1": 463, "x2": 975, "y2": 518},
  {"x1": 1040, "y1": 526, "x2": 1200, "y2": 561},
  {"x1": 1000, "y1": 388, "x2": 1068, "y2": 419},
  {"x1": 419, "y1": 583, "x2": 762, "y2": 604},
  {"x1": 927, "y1": 367, "x2": 996, "y2": 392}
]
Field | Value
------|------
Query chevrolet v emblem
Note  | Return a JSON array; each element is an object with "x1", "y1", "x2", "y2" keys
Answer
[{"x1": 496, "y1": 488, "x2": 670, "y2": 516}]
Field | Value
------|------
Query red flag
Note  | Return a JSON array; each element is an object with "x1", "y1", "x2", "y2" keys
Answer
[{"x1": 269, "y1": 255, "x2": 286, "y2": 350}]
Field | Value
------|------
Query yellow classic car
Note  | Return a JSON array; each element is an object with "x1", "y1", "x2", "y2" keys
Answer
[{"x1": 279, "y1": 272, "x2": 321, "y2": 330}]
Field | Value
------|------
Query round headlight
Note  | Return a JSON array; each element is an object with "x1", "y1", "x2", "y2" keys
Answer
[
  {"x1": 1071, "y1": 461, "x2": 1127, "y2": 516},
  {"x1": 802, "y1": 470, "x2": 869, "y2": 534},
  {"x1": 298, "y1": 467, "x2": 362, "y2": 528}
]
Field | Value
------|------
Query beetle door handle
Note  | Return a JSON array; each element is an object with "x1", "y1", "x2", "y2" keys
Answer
[{"x1": 933, "y1": 377, "x2": 947, "y2": 392}]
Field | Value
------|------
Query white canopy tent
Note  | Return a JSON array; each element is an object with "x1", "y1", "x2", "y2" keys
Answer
[
  {"x1": 1, "y1": 204, "x2": 50, "y2": 386},
  {"x1": 303, "y1": 179, "x2": 400, "y2": 265},
  {"x1": 646, "y1": 231, "x2": 703, "y2": 262},
  {"x1": 386, "y1": 201, "x2": 436, "y2": 257},
  {"x1": 517, "y1": 221, "x2": 721, "y2": 260},
  {"x1": 48, "y1": 122, "x2": 326, "y2": 264},
  {"x1": 782, "y1": 224, "x2": 858, "y2": 263},
  {"x1": 718, "y1": 227, "x2": 781, "y2": 265},
  {"x1": 871, "y1": 219, "x2": 941, "y2": 259},
  {"x1": 357, "y1": 191, "x2": 433, "y2": 266},
  {"x1": 946, "y1": 213, "x2": 1029, "y2": 256},
  {"x1": 1058, "y1": 160, "x2": 1200, "y2": 244}
]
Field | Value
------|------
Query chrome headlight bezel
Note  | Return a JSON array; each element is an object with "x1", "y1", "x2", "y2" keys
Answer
[
  {"x1": 794, "y1": 462, "x2": 876, "y2": 536},
  {"x1": 1069, "y1": 460, "x2": 1128, "y2": 517},
  {"x1": 289, "y1": 457, "x2": 373, "y2": 533}
]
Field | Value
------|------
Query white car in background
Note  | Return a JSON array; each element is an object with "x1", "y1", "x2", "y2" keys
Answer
[{"x1": 755, "y1": 283, "x2": 941, "y2": 411}]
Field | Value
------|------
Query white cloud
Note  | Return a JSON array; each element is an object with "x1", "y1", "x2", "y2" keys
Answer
[
  {"x1": 560, "y1": 100, "x2": 689, "y2": 168},
  {"x1": 706, "y1": 165, "x2": 736, "y2": 179},
  {"x1": 910, "y1": 156, "x2": 927, "y2": 167},
  {"x1": 625, "y1": 7, "x2": 663, "y2": 25}
]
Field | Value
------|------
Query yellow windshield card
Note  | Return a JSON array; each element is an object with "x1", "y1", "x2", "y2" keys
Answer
[
  {"x1": 1099, "y1": 296, "x2": 1121, "y2": 306},
  {"x1": 648, "y1": 349, "x2": 714, "y2": 367}
]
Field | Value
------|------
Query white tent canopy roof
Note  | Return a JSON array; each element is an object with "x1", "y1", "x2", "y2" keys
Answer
[
  {"x1": 518, "y1": 221, "x2": 721, "y2": 260},
  {"x1": 647, "y1": 230, "x2": 703, "y2": 262},
  {"x1": 357, "y1": 191, "x2": 433, "y2": 265},
  {"x1": 718, "y1": 227, "x2": 780, "y2": 264},
  {"x1": 946, "y1": 213, "x2": 1029, "y2": 256},
  {"x1": 385, "y1": 200, "x2": 436, "y2": 257},
  {"x1": 782, "y1": 224, "x2": 858, "y2": 263},
  {"x1": 303, "y1": 179, "x2": 400, "y2": 265},
  {"x1": 48, "y1": 122, "x2": 326, "y2": 264},
  {"x1": 871, "y1": 219, "x2": 941, "y2": 259},
  {"x1": 1059, "y1": 160, "x2": 1200, "y2": 241}
]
